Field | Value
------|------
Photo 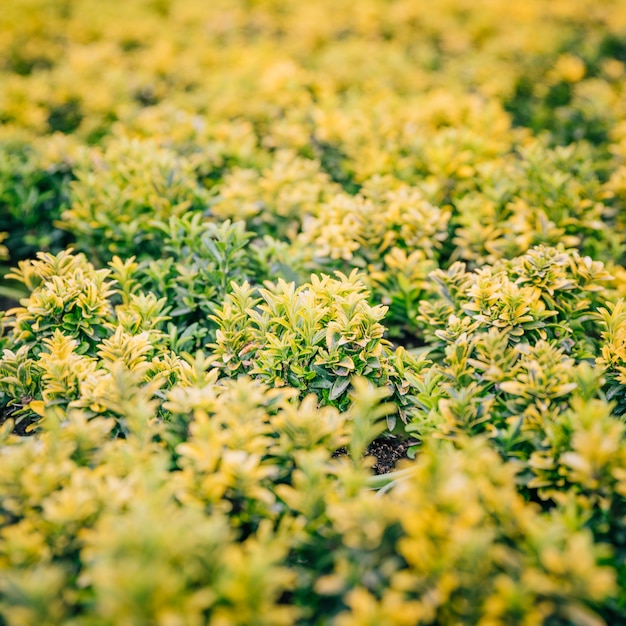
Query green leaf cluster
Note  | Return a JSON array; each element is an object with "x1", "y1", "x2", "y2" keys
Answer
[{"x1": 210, "y1": 271, "x2": 424, "y2": 417}]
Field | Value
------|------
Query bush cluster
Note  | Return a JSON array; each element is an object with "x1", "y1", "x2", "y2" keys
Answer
[{"x1": 2, "y1": 0, "x2": 626, "y2": 623}]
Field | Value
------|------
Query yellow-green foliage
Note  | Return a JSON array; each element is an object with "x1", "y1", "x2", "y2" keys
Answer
[
  {"x1": 61, "y1": 138, "x2": 211, "y2": 261},
  {"x1": 2, "y1": 0, "x2": 626, "y2": 623},
  {"x1": 211, "y1": 150, "x2": 338, "y2": 239},
  {"x1": 419, "y1": 246, "x2": 613, "y2": 355},
  {"x1": 209, "y1": 271, "x2": 424, "y2": 420},
  {"x1": 450, "y1": 140, "x2": 621, "y2": 265},
  {"x1": 0, "y1": 383, "x2": 617, "y2": 626},
  {"x1": 6, "y1": 249, "x2": 114, "y2": 348},
  {"x1": 596, "y1": 300, "x2": 626, "y2": 414}
]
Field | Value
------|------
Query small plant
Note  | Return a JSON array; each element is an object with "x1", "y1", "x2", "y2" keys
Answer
[
  {"x1": 211, "y1": 149, "x2": 337, "y2": 239},
  {"x1": 60, "y1": 138, "x2": 211, "y2": 262},
  {"x1": 210, "y1": 270, "x2": 425, "y2": 421},
  {"x1": 419, "y1": 246, "x2": 612, "y2": 358}
]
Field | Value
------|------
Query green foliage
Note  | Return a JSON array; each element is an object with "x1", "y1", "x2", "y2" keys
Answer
[
  {"x1": 596, "y1": 300, "x2": 626, "y2": 414},
  {"x1": 209, "y1": 271, "x2": 425, "y2": 420},
  {"x1": 0, "y1": 249, "x2": 183, "y2": 431},
  {"x1": 525, "y1": 396, "x2": 626, "y2": 621},
  {"x1": 329, "y1": 440, "x2": 614, "y2": 626},
  {"x1": 449, "y1": 140, "x2": 622, "y2": 266},
  {"x1": 419, "y1": 246, "x2": 612, "y2": 358},
  {"x1": 3, "y1": 0, "x2": 626, "y2": 623},
  {"x1": 5, "y1": 249, "x2": 114, "y2": 351},
  {"x1": 0, "y1": 135, "x2": 74, "y2": 276},
  {"x1": 453, "y1": 141, "x2": 623, "y2": 264},
  {"x1": 505, "y1": 49, "x2": 620, "y2": 146},
  {"x1": 60, "y1": 138, "x2": 211, "y2": 262},
  {"x1": 104, "y1": 215, "x2": 306, "y2": 352},
  {"x1": 211, "y1": 150, "x2": 337, "y2": 239},
  {"x1": 295, "y1": 182, "x2": 448, "y2": 341},
  {"x1": 0, "y1": 381, "x2": 617, "y2": 626}
]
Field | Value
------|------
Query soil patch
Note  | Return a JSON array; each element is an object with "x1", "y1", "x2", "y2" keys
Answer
[{"x1": 333, "y1": 437, "x2": 418, "y2": 474}]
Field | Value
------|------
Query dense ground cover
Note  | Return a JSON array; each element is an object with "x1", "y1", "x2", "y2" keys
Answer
[{"x1": 2, "y1": 0, "x2": 626, "y2": 623}]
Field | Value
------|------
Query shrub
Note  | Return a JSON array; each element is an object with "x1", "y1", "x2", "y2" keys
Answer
[
  {"x1": 0, "y1": 134, "x2": 74, "y2": 275},
  {"x1": 60, "y1": 138, "x2": 211, "y2": 262},
  {"x1": 3, "y1": 0, "x2": 626, "y2": 623},
  {"x1": 209, "y1": 271, "x2": 424, "y2": 423}
]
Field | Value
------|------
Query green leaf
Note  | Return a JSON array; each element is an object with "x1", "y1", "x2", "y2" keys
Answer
[{"x1": 329, "y1": 376, "x2": 351, "y2": 401}]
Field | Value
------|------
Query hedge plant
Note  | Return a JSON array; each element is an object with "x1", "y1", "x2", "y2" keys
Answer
[{"x1": 3, "y1": 0, "x2": 626, "y2": 624}]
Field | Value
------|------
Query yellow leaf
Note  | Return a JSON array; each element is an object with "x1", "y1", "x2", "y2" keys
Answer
[{"x1": 29, "y1": 400, "x2": 46, "y2": 417}]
